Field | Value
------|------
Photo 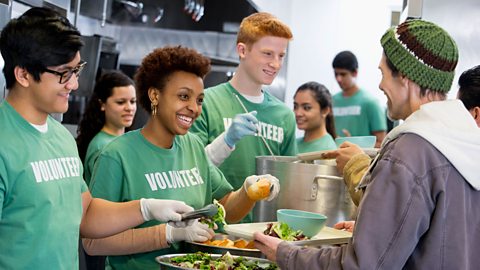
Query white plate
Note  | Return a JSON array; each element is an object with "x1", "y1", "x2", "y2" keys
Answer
[{"x1": 224, "y1": 222, "x2": 352, "y2": 246}]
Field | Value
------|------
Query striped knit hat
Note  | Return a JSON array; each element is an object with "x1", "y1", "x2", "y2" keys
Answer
[{"x1": 381, "y1": 19, "x2": 458, "y2": 93}]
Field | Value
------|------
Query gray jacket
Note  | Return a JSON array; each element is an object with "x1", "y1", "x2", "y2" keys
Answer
[{"x1": 277, "y1": 100, "x2": 480, "y2": 269}]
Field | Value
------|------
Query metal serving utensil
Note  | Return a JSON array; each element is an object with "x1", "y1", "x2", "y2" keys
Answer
[
  {"x1": 180, "y1": 204, "x2": 218, "y2": 221},
  {"x1": 233, "y1": 93, "x2": 277, "y2": 161}
]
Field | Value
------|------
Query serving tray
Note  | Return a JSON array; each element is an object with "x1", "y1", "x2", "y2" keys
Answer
[{"x1": 224, "y1": 222, "x2": 352, "y2": 246}]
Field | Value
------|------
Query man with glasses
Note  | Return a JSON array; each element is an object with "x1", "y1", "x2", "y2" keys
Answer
[
  {"x1": 43, "y1": 60, "x2": 87, "y2": 84},
  {"x1": 0, "y1": 7, "x2": 195, "y2": 270}
]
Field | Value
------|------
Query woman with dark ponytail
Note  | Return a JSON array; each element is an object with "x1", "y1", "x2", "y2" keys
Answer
[
  {"x1": 76, "y1": 70, "x2": 137, "y2": 184},
  {"x1": 293, "y1": 81, "x2": 337, "y2": 153}
]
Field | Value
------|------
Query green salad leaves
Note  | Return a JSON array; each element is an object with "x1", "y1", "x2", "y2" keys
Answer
[
  {"x1": 200, "y1": 199, "x2": 226, "y2": 229},
  {"x1": 263, "y1": 222, "x2": 308, "y2": 241},
  {"x1": 169, "y1": 251, "x2": 278, "y2": 270}
]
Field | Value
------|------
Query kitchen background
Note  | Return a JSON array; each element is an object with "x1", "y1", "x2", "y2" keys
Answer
[{"x1": 0, "y1": 0, "x2": 479, "y2": 136}]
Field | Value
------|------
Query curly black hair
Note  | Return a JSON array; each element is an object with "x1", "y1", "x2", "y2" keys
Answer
[
  {"x1": 134, "y1": 46, "x2": 211, "y2": 113},
  {"x1": 76, "y1": 70, "x2": 135, "y2": 162}
]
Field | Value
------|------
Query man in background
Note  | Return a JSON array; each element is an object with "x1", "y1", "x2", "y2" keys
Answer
[
  {"x1": 332, "y1": 50, "x2": 387, "y2": 147},
  {"x1": 457, "y1": 65, "x2": 480, "y2": 126}
]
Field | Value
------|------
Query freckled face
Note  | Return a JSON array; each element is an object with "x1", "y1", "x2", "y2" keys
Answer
[{"x1": 240, "y1": 36, "x2": 288, "y2": 86}]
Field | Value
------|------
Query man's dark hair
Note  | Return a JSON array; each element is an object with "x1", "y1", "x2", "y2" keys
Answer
[
  {"x1": 458, "y1": 65, "x2": 480, "y2": 111},
  {"x1": 332, "y1": 51, "x2": 358, "y2": 72},
  {"x1": 0, "y1": 7, "x2": 83, "y2": 89}
]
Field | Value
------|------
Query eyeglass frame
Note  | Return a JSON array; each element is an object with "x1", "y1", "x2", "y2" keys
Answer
[{"x1": 43, "y1": 60, "x2": 87, "y2": 84}]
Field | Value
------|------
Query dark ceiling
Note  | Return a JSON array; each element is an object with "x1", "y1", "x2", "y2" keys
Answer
[{"x1": 106, "y1": 0, "x2": 258, "y2": 32}]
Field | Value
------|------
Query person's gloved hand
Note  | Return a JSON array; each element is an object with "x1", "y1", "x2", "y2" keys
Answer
[
  {"x1": 224, "y1": 111, "x2": 258, "y2": 148},
  {"x1": 165, "y1": 219, "x2": 215, "y2": 243},
  {"x1": 140, "y1": 198, "x2": 194, "y2": 222},
  {"x1": 167, "y1": 219, "x2": 196, "y2": 228},
  {"x1": 243, "y1": 174, "x2": 280, "y2": 201}
]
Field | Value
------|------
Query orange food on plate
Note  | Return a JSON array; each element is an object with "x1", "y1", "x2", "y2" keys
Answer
[
  {"x1": 209, "y1": 239, "x2": 234, "y2": 247},
  {"x1": 233, "y1": 239, "x2": 248, "y2": 248},
  {"x1": 245, "y1": 240, "x2": 255, "y2": 249},
  {"x1": 247, "y1": 178, "x2": 271, "y2": 200},
  {"x1": 201, "y1": 238, "x2": 255, "y2": 249}
]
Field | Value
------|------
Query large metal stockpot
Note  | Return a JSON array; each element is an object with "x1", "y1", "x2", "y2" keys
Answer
[{"x1": 253, "y1": 156, "x2": 356, "y2": 227}]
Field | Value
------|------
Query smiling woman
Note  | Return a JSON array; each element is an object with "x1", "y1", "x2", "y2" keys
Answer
[
  {"x1": 83, "y1": 46, "x2": 281, "y2": 270},
  {"x1": 293, "y1": 81, "x2": 337, "y2": 153}
]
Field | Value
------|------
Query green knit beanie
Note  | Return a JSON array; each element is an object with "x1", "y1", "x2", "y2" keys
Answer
[{"x1": 381, "y1": 19, "x2": 459, "y2": 93}]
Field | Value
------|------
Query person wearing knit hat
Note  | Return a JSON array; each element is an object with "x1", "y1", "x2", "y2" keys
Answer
[{"x1": 254, "y1": 19, "x2": 480, "y2": 270}]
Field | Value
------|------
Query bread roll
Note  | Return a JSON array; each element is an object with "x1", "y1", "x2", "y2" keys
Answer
[{"x1": 247, "y1": 178, "x2": 271, "y2": 200}]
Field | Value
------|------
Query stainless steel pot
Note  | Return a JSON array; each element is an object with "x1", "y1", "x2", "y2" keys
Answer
[{"x1": 254, "y1": 156, "x2": 356, "y2": 227}]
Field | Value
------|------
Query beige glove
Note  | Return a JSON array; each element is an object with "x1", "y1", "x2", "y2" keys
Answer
[{"x1": 343, "y1": 153, "x2": 371, "y2": 206}]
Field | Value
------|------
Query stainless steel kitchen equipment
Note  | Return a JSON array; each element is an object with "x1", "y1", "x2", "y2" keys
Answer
[{"x1": 254, "y1": 156, "x2": 356, "y2": 227}]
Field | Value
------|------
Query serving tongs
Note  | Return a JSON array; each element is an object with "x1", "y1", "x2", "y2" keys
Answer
[{"x1": 180, "y1": 204, "x2": 218, "y2": 221}]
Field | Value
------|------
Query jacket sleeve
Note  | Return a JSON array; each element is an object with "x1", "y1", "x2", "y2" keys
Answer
[
  {"x1": 277, "y1": 150, "x2": 433, "y2": 269},
  {"x1": 342, "y1": 153, "x2": 371, "y2": 206}
]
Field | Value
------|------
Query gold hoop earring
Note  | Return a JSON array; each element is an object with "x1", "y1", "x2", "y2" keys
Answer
[{"x1": 151, "y1": 102, "x2": 158, "y2": 117}]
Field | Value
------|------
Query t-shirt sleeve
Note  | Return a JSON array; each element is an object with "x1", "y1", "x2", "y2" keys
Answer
[
  {"x1": 89, "y1": 153, "x2": 124, "y2": 202},
  {"x1": 0, "y1": 158, "x2": 6, "y2": 218},
  {"x1": 207, "y1": 158, "x2": 233, "y2": 200},
  {"x1": 281, "y1": 111, "x2": 298, "y2": 156},
  {"x1": 366, "y1": 99, "x2": 387, "y2": 132}
]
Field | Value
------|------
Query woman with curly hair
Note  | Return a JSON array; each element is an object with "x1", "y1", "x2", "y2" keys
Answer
[
  {"x1": 76, "y1": 70, "x2": 136, "y2": 184},
  {"x1": 83, "y1": 46, "x2": 280, "y2": 270}
]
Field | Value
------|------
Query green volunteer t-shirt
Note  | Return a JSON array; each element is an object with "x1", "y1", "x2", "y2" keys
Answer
[
  {"x1": 190, "y1": 82, "x2": 298, "y2": 223},
  {"x1": 332, "y1": 89, "x2": 387, "y2": 137},
  {"x1": 89, "y1": 129, "x2": 233, "y2": 270},
  {"x1": 0, "y1": 101, "x2": 87, "y2": 270},
  {"x1": 296, "y1": 133, "x2": 337, "y2": 153},
  {"x1": 84, "y1": 130, "x2": 116, "y2": 185}
]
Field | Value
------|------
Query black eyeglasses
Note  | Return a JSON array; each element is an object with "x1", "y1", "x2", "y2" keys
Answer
[{"x1": 43, "y1": 61, "x2": 87, "y2": 84}]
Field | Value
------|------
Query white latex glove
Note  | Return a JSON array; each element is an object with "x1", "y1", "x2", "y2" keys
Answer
[
  {"x1": 243, "y1": 174, "x2": 280, "y2": 201},
  {"x1": 140, "y1": 198, "x2": 194, "y2": 222},
  {"x1": 165, "y1": 219, "x2": 215, "y2": 244},
  {"x1": 167, "y1": 219, "x2": 196, "y2": 228}
]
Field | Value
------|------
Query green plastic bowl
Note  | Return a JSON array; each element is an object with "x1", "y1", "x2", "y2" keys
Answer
[
  {"x1": 335, "y1": 136, "x2": 376, "y2": 148},
  {"x1": 276, "y1": 209, "x2": 328, "y2": 238}
]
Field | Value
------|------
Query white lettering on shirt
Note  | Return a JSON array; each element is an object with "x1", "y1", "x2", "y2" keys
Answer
[
  {"x1": 333, "y1": 106, "x2": 361, "y2": 116},
  {"x1": 144, "y1": 167, "x2": 204, "y2": 191},
  {"x1": 30, "y1": 157, "x2": 81, "y2": 183},
  {"x1": 223, "y1": 117, "x2": 284, "y2": 143}
]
